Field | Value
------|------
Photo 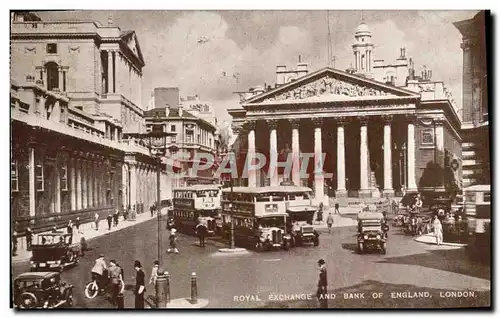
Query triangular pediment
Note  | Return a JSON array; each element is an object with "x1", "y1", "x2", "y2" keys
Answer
[
  {"x1": 121, "y1": 31, "x2": 145, "y2": 67},
  {"x1": 245, "y1": 67, "x2": 419, "y2": 105}
]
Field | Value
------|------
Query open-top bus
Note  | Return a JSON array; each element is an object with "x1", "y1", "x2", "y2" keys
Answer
[
  {"x1": 463, "y1": 184, "x2": 491, "y2": 263},
  {"x1": 220, "y1": 185, "x2": 319, "y2": 251},
  {"x1": 172, "y1": 184, "x2": 222, "y2": 236}
]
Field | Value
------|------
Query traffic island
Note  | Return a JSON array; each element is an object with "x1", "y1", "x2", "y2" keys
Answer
[
  {"x1": 414, "y1": 234, "x2": 467, "y2": 247},
  {"x1": 213, "y1": 247, "x2": 250, "y2": 256},
  {"x1": 166, "y1": 298, "x2": 209, "y2": 308}
]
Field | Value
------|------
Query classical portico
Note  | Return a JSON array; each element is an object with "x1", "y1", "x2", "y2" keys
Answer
[{"x1": 230, "y1": 67, "x2": 424, "y2": 200}]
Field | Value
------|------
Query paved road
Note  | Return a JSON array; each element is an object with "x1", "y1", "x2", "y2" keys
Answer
[{"x1": 12, "y1": 218, "x2": 491, "y2": 309}]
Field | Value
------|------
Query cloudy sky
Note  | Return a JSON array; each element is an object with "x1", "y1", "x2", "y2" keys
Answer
[{"x1": 38, "y1": 10, "x2": 476, "y2": 124}]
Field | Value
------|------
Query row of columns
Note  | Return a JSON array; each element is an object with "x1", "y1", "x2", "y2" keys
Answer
[
  {"x1": 246, "y1": 115, "x2": 419, "y2": 200},
  {"x1": 124, "y1": 160, "x2": 159, "y2": 212},
  {"x1": 354, "y1": 50, "x2": 372, "y2": 72}
]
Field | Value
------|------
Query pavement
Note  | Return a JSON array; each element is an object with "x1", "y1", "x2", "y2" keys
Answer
[
  {"x1": 414, "y1": 233, "x2": 467, "y2": 247},
  {"x1": 12, "y1": 216, "x2": 490, "y2": 309},
  {"x1": 12, "y1": 209, "x2": 169, "y2": 264}
]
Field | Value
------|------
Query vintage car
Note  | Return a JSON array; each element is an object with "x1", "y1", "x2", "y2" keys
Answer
[
  {"x1": 286, "y1": 206, "x2": 319, "y2": 247},
  {"x1": 30, "y1": 232, "x2": 79, "y2": 272},
  {"x1": 255, "y1": 214, "x2": 292, "y2": 251},
  {"x1": 357, "y1": 212, "x2": 389, "y2": 254},
  {"x1": 13, "y1": 272, "x2": 73, "y2": 309}
]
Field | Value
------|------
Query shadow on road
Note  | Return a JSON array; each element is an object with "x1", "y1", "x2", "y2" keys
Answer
[
  {"x1": 377, "y1": 248, "x2": 491, "y2": 280},
  {"x1": 341, "y1": 243, "x2": 358, "y2": 253},
  {"x1": 259, "y1": 280, "x2": 491, "y2": 309}
]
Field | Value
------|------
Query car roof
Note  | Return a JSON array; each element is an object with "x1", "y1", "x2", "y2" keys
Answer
[
  {"x1": 174, "y1": 184, "x2": 221, "y2": 191},
  {"x1": 357, "y1": 211, "x2": 384, "y2": 220},
  {"x1": 40, "y1": 232, "x2": 71, "y2": 236},
  {"x1": 222, "y1": 186, "x2": 313, "y2": 194},
  {"x1": 15, "y1": 272, "x2": 58, "y2": 280}
]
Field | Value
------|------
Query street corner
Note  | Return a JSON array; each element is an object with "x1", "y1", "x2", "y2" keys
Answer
[
  {"x1": 166, "y1": 298, "x2": 209, "y2": 309},
  {"x1": 414, "y1": 234, "x2": 467, "y2": 248}
]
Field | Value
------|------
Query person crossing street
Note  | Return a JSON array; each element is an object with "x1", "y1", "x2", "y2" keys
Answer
[
  {"x1": 167, "y1": 229, "x2": 179, "y2": 254},
  {"x1": 326, "y1": 213, "x2": 334, "y2": 233}
]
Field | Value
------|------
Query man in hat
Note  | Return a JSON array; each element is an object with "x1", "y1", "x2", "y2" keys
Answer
[
  {"x1": 134, "y1": 260, "x2": 146, "y2": 308},
  {"x1": 107, "y1": 214, "x2": 113, "y2": 231},
  {"x1": 316, "y1": 259, "x2": 328, "y2": 308},
  {"x1": 168, "y1": 229, "x2": 179, "y2": 254},
  {"x1": 91, "y1": 254, "x2": 107, "y2": 292},
  {"x1": 149, "y1": 260, "x2": 160, "y2": 303},
  {"x1": 108, "y1": 259, "x2": 122, "y2": 307}
]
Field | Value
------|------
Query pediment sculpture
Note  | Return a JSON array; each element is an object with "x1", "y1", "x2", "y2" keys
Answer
[{"x1": 263, "y1": 75, "x2": 390, "y2": 102}]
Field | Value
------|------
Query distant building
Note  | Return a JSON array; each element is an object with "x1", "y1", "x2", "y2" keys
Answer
[
  {"x1": 144, "y1": 88, "x2": 219, "y2": 187},
  {"x1": 10, "y1": 12, "x2": 175, "y2": 244},
  {"x1": 229, "y1": 21, "x2": 462, "y2": 203},
  {"x1": 454, "y1": 11, "x2": 490, "y2": 187}
]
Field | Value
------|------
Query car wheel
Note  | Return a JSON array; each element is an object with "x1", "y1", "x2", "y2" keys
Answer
[
  {"x1": 66, "y1": 289, "x2": 74, "y2": 307},
  {"x1": 18, "y1": 292, "x2": 37, "y2": 309},
  {"x1": 358, "y1": 242, "x2": 364, "y2": 254}
]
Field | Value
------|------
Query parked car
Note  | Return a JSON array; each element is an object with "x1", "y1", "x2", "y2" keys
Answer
[
  {"x1": 13, "y1": 272, "x2": 73, "y2": 309},
  {"x1": 30, "y1": 232, "x2": 79, "y2": 272}
]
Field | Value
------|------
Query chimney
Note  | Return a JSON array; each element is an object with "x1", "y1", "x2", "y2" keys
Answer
[
  {"x1": 296, "y1": 62, "x2": 308, "y2": 78},
  {"x1": 178, "y1": 104, "x2": 183, "y2": 117},
  {"x1": 276, "y1": 65, "x2": 287, "y2": 86}
]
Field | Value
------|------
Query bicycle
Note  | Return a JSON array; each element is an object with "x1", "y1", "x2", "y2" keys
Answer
[{"x1": 84, "y1": 272, "x2": 124, "y2": 299}]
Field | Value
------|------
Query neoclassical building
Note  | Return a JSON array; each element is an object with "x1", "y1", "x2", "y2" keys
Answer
[
  {"x1": 10, "y1": 12, "x2": 176, "y2": 243},
  {"x1": 229, "y1": 22, "x2": 462, "y2": 204}
]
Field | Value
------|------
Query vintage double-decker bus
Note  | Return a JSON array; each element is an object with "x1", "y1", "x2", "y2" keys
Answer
[
  {"x1": 220, "y1": 186, "x2": 319, "y2": 251},
  {"x1": 172, "y1": 184, "x2": 222, "y2": 235},
  {"x1": 463, "y1": 184, "x2": 491, "y2": 263}
]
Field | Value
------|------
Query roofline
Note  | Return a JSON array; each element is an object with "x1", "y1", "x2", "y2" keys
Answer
[{"x1": 243, "y1": 67, "x2": 420, "y2": 104}]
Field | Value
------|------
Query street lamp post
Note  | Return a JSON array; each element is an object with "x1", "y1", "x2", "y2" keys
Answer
[
  {"x1": 230, "y1": 175, "x2": 235, "y2": 249},
  {"x1": 128, "y1": 127, "x2": 174, "y2": 307}
]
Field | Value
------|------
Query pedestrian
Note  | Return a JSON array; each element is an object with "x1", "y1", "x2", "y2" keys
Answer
[
  {"x1": 317, "y1": 202, "x2": 324, "y2": 222},
  {"x1": 196, "y1": 224, "x2": 208, "y2": 247},
  {"x1": 79, "y1": 236, "x2": 87, "y2": 256},
  {"x1": 149, "y1": 260, "x2": 159, "y2": 302},
  {"x1": 107, "y1": 214, "x2": 113, "y2": 231},
  {"x1": 113, "y1": 210, "x2": 119, "y2": 227},
  {"x1": 167, "y1": 229, "x2": 179, "y2": 254},
  {"x1": 150, "y1": 205, "x2": 155, "y2": 218},
  {"x1": 326, "y1": 213, "x2": 334, "y2": 233},
  {"x1": 91, "y1": 254, "x2": 108, "y2": 292},
  {"x1": 26, "y1": 227, "x2": 33, "y2": 251},
  {"x1": 66, "y1": 220, "x2": 73, "y2": 245},
  {"x1": 12, "y1": 230, "x2": 18, "y2": 256},
  {"x1": 95, "y1": 212, "x2": 100, "y2": 231},
  {"x1": 134, "y1": 260, "x2": 146, "y2": 309},
  {"x1": 433, "y1": 215, "x2": 443, "y2": 246},
  {"x1": 334, "y1": 201, "x2": 340, "y2": 215},
  {"x1": 316, "y1": 259, "x2": 328, "y2": 308},
  {"x1": 108, "y1": 259, "x2": 122, "y2": 306},
  {"x1": 75, "y1": 217, "x2": 81, "y2": 234}
]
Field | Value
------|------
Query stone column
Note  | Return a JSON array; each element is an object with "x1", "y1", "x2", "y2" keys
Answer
[
  {"x1": 359, "y1": 117, "x2": 370, "y2": 198},
  {"x1": 290, "y1": 119, "x2": 301, "y2": 187},
  {"x1": 70, "y1": 157, "x2": 76, "y2": 211},
  {"x1": 76, "y1": 159, "x2": 82, "y2": 210},
  {"x1": 461, "y1": 39, "x2": 473, "y2": 122},
  {"x1": 55, "y1": 157, "x2": 61, "y2": 213},
  {"x1": 247, "y1": 121, "x2": 257, "y2": 188},
  {"x1": 435, "y1": 118, "x2": 445, "y2": 187},
  {"x1": 130, "y1": 163, "x2": 137, "y2": 215},
  {"x1": 88, "y1": 160, "x2": 94, "y2": 207},
  {"x1": 268, "y1": 120, "x2": 279, "y2": 186},
  {"x1": 382, "y1": 115, "x2": 394, "y2": 197},
  {"x1": 58, "y1": 67, "x2": 63, "y2": 91},
  {"x1": 29, "y1": 147, "x2": 36, "y2": 217},
  {"x1": 81, "y1": 160, "x2": 88, "y2": 209},
  {"x1": 122, "y1": 164, "x2": 128, "y2": 209},
  {"x1": 407, "y1": 117, "x2": 418, "y2": 191},
  {"x1": 313, "y1": 119, "x2": 324, "y2": 203},
  {"x1": 336, "y1": 117, "x2": 347, "y2": 197},
  {"x1": 108, "y1": 50, "x2": 114, "y2": 94}
]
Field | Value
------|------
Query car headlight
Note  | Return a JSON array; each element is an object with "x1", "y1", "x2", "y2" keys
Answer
[
  {"x1": 364, "y1": 235, "x2": 368, "y2": 240},
  {"x1": 376, "y1": 235, "x2": 381, "y2": 240}
]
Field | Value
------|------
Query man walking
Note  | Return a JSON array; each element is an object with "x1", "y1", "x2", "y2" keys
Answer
[
  {"x1": 107, "y1": 214, "x2": 113, "y2": 231},
  {"x1": 75, "y1": 217, "x2": 82, "y2": 234},
  {"x1": 316, "y1": 259, "x2": 328, "y2": 308},
  {"x1": 113, "y1": 210, "x2": 120, "y2": 227},
  {"x1": 26, "y1": 227, "x2": 33, "y2": 251},
  {"x1": 134, "y1": 260, "x2": 146, "y2": 309},
  {"x1": 326, "y1": 213, "x2": 334, "y2": 233},
  {"x1": 149, "y1": 260, "x2": 160, "y2": 303},
  {"x1": 150, "y1": 205, "x2": 155, "y2": 218},
  {"x1": 167, "y1": 229, "x2": 179, "y2": 254},
  {"x1": 108, "y1": 260, "x2": 122, "y2": 307},
  {"x1": 94, "y1": 212, "x2": 100, "y2": 231},
  {"x1": 66, "y1": 220, "x2": 74, "y2": 245},
  {"x1": 433, "y1": 215, "x2": 443, "y2": 246},
  {"x1": 334, "y1": 200, "x2": 340, "y2": 215}
]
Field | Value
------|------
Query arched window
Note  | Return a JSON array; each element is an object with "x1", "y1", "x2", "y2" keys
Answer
[{"x1": 45, "y1": 62, "x2": 59, "y2": 91}]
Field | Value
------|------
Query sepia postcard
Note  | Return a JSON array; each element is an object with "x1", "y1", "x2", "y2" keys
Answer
[{"x1": 10, "y1": 9, "x2": 491, "y2": 310}]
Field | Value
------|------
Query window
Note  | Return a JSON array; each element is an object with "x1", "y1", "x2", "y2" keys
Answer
[
  {"x1": 186, "y1": 132, "x2": 193, "y2": 143},
  {"x1": 35, "y1": 159, "x2": 44, "y2": 191},
  {"x1": 483, "y1": 192, "x2": 491, "y2": 203},
  {"x1": 60, "y1": 164, "x2": 68, "y2": 191},
  {"x1": 421, "y1": 129, "x2": 434, "y2": 146},
  {"x1": 170, "y1": 136, "x2": 176, "y2": 143},
  {"x1": 47, "y1": 43, "x2": 57, "y2": 54},
  {"x1": 171, "y1": 125, "x2": 176, "y2": 132},
  {"x1": 45, "y1": 62, "x2": 59, "y2": 91},
  {"x1": 11, "y1": 160, "x2": 19, "y2": 192}
]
